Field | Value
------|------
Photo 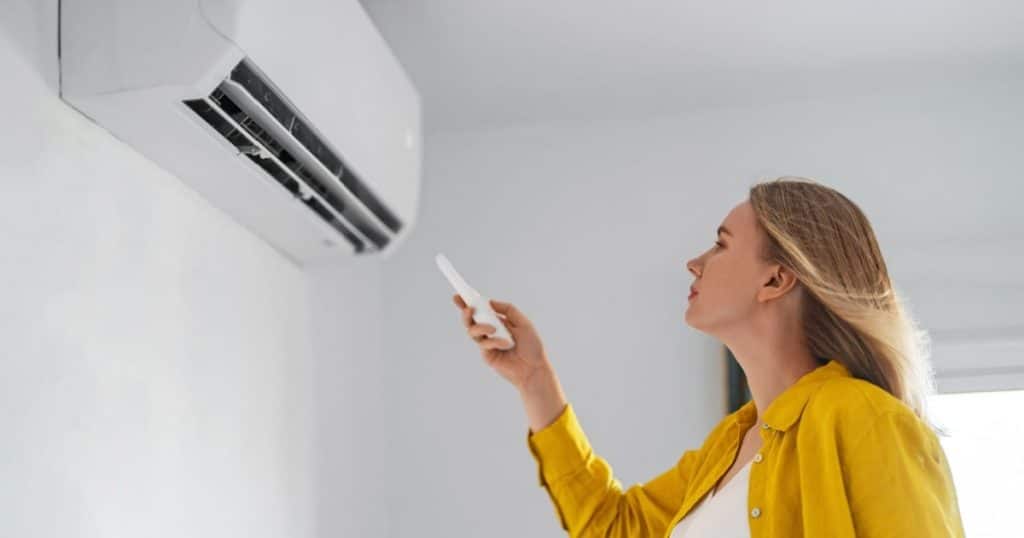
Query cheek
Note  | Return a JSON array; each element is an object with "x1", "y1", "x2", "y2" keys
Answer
[
  {"x1": 686, "y1": 284, "x2": 756, "y2": 331},
  {"x1": 712, "y1": 254, "x2": 759, "y2": 290},
  {"x1": 694, "y1": 260, "x2": 757, "y2": 310}
]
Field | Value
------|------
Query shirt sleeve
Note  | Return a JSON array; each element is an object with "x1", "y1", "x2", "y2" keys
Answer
[
  {"x1": 843, "y1": 409, "x2": 966, "y2": 538},
  {"x1": 526, "y1": 402, "x2": 702, "y2": 537}
]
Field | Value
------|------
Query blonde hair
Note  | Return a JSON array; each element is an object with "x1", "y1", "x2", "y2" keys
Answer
[{"x1": 748, "y1": 177, "x2": 941, "y2": 433}]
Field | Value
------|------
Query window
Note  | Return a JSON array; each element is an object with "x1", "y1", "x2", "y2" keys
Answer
[{"x1": 929, "y1": 389, "x2": 1024, "y2": 538}]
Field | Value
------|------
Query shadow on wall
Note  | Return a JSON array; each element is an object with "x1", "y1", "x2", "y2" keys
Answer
[
  {"x1": 725, "y1": 347, "x2": 751, "y2": 413},
  {"x1": 1, "y1": 0, "x2": 61, "y2": 94}
]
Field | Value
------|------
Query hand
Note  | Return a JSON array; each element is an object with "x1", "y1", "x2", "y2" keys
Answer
[{"x1": 452, "y1": 294, "x2": 553, "y2": 391}]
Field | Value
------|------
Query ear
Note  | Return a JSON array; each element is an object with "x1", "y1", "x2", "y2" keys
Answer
[{"x1": 757, "y1": 264, "x2": 799, "y2": 303}]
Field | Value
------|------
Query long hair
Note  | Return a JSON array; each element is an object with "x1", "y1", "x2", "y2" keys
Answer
[{"x1": 748, "y1": 177, "x2": 941, "y2": 433}]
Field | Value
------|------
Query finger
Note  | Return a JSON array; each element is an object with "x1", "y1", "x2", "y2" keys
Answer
[
  {"x1": 481, "y1": 337, "x2": 512, "y2": 350},
  {"x1": 489, "y1": 300, "x2": 521, "y2": 325},
  {"x1": 461, "y1": 306, "x2": 475, "y2": 328},
  {"x1": 468, "y1": 324, "x2": 495, "y2": 338},
  {"x1": 452, "y1": 294, "x2": 467, "y2": 309}
]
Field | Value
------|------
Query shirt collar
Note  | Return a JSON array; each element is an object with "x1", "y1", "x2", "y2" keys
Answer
[{"x1": 734, "y1": 358, "x2": 851, "y2": 432}]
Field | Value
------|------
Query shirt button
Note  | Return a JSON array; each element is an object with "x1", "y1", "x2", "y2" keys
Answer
[
  {"x1": 751, "y1": 507, "x2": 762, "y2": 518},
  {"x1": 753, "y1": 453, "x2": 763, "y2": 463},
  {"x1": 761, "y1": 423, "x2": 770, "y2": 430}
]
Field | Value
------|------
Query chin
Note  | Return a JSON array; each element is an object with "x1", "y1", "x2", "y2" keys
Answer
[
  {"x1": 684, "y1": 304, "x2": 710, "y2": 333},
  {"x1": 684, "y1": 306, "x2": 697, "y2": 328}
]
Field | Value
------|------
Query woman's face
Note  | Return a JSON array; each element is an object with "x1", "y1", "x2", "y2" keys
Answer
[{"x1": 685, "y1": 200, "x2": 771, "y2": 334}]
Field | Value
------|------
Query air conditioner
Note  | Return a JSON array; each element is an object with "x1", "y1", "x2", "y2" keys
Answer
[{"x1": 59, "y1": 0, "x2": 421, "y2": 264}]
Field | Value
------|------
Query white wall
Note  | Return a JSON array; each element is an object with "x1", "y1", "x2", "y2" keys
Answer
[
  {"x1": 4, "y1": 2, "x2": 1023, "y2": 537},
  {"x1": 308, "y1": 260, "x2": 390, "y2": 537},
  {"x1": 0, "y1": 2, "x2": 348, "y2": 536},
  {"x1": 381, "y1": 75, "x2": 1024, "y2": 536}
]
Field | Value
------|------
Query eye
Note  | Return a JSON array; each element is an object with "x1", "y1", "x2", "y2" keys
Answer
[{"x1": 713, "y1": 240, "x2": 724, "y2": 250}]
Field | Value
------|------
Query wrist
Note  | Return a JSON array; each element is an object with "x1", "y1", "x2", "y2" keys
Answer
[
  {"x1": 518, "y1": 364, "x2": 558, "y2": 397},
  {"x1": 518, "y1": 366, "x2": 568, "y2": 434}
]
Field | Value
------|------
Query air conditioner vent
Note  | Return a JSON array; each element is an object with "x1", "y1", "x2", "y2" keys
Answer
[{"x1": 184, "y1": 58, "x2": 403, "y2": 254}]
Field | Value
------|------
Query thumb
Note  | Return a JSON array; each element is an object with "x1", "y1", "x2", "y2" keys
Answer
[{"x1": 489, "y1": 299, "x2": 526, "y2": 326}]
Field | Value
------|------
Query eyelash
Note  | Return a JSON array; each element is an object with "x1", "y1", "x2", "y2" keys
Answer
[{"x1": 713, "y1": 241, "x2": 724, "y2": 250}]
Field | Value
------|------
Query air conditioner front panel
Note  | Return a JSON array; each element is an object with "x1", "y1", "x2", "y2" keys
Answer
[
  {"x1": 200, "y1": 0, "x2": 422, "y2": 229},
  {"x1": 59, "y1": 0, "x2": 422, "y2": 264}
]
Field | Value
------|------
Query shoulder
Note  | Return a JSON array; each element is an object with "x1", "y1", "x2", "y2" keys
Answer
[
  {"x1": 800, "y1": 376, "x2": 920, "y2": 444},
  {"x1": 808, "y1": 376, "x2": 909, "y2": 418}
]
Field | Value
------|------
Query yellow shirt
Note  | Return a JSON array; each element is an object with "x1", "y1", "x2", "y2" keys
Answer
[{"x1": 526, "y1": 359, "x2": 965, "y2": 537}]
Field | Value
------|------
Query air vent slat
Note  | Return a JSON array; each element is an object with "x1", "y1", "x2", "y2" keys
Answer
[
  {"x1": 184, "y1": 57, "x2": 403, "y2": 254},
  {"x1": 184, "y1": 97, "x2": 369, "y2": 253},
  {"x1": 219, "y1": 80, "x2": 391, "y2": 249},
  {"x1": 227, "y1": 61, "x2": 403, "y2": 235}
]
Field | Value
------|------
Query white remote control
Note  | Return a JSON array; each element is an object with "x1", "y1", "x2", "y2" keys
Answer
[{"x1": 435, "y1": 253, "x2": 516, "y2": 349}]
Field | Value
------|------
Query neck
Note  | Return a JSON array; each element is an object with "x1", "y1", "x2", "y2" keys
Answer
[
  {"x1": 741, "y1": 352, "x2": 820, "y2": 425},
  {"x1": 720, "y1": 312, "x2": 821, "y2": 425}
]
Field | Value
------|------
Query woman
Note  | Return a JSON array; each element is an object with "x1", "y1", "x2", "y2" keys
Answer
[{"x1": 451, "y1": 177, "x2": 964, "y2": 537}]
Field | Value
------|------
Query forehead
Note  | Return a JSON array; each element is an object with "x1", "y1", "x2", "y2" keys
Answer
[{"x1": 721, "y1": 200, "x2": 756, "y2": 236}]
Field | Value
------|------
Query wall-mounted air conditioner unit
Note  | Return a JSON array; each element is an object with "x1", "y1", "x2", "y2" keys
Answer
[{"x1": 60, "y1": 0, "x2": 421, "y2": 264}]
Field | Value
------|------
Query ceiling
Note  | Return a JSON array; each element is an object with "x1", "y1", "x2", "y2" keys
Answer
[{"x1": 360, "y1": 1, "x2": 1024, "y2": 131}]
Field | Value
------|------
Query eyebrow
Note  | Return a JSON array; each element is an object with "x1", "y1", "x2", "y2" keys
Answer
[{"x1": 717, "y1": 225, "x2": 733, "y2": 237}]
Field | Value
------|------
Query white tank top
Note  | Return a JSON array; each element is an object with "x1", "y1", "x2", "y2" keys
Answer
[{"x1": 670, "y1": 459, "x2": 752, "y2": 538}]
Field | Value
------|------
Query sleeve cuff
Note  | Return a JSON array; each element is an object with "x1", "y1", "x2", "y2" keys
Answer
[{"x1": 525, "y1": 402, "x2": 593, "y2": 486}]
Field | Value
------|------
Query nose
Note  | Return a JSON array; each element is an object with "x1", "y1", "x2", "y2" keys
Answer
[{"x1": 687, "y1": 256, "x2": 701, "y2": 278}]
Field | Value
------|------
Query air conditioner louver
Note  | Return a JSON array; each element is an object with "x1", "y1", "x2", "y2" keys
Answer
[
  {"x1": 184, "y1": 59, "x2": 403, "y2": 254},
  {"x1": 61, "y1": 0, "x2": 421, "y2": 264}
]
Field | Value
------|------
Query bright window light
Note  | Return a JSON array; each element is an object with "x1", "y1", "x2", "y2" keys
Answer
[{"x1": 928, "y1": 389, "x2": 1024, "y2": 538}]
